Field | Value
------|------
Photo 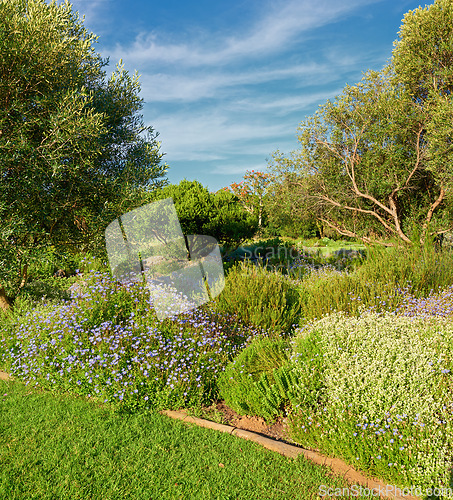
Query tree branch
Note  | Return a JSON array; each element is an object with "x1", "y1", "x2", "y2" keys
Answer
[
  {"x1": 403, "y1": 124, "x2": 424, "y2": 189},
  {"x1": 387, "y1": 194, "x2": 412, "y2": 243},
  {"x1": 421, "y1": 186, "x2": 446, "y2": 243},
  {"x1": 311, "y1": 193, "x2": 398, "y2": 235},
  {"x1": 319, "y1": 218, "x2": 397, "y2": 247}
]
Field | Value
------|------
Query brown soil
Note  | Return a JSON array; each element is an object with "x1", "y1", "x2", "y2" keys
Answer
[{"x1": 201, "y1": 401, "x2": 295, "y2": 444}]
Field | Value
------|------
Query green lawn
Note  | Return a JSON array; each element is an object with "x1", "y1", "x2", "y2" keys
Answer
[{"x1": 0, "y1": 379, "x2": 361, "y2": 500}]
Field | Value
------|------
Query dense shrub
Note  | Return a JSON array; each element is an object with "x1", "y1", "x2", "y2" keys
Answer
[
  {"x1": 147, "y1": 179, "x2": 256, "y2": 249},
  {"x1": 3, "y1": 238, "x2": 453, "y2": 496},
  {"x1": 213, "y1": 261, "x2": 301, "y2": 335},
  {"x1": 286, "y1": 312, "x2": 453, "y2": 494}
]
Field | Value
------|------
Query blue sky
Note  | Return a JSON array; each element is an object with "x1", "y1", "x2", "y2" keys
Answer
[{"x1": 68, "y1": 0, "x2": 424, "y2": 192}]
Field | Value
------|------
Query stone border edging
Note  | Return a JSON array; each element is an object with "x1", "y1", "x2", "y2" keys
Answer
[{"x1": 160, "y1": 410, "x2": 420, "y2": 500}]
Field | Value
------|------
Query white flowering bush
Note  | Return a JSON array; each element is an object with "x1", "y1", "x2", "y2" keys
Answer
[{"x1": 288, "y1": 311, "x2": 453, "y2": 496}]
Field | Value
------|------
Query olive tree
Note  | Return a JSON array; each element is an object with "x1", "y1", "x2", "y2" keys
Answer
[{"x1": 0, "y1": 0, "x2": 167, "y2": 309}]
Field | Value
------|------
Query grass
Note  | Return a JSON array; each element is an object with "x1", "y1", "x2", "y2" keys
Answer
[
  {"x1": 295, "y1": 236, "x2": 366, "y2": 258},
  {"x1": 0, "y1": 378, "x2": 357, "y2": 500}
]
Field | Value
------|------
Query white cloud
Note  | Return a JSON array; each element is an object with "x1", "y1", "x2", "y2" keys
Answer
[
  {"x1": 227, "y1": 90, "x2": 346, "y2": 114},
  {"x1": 68, "y1": 0, "x2": 110, "y2": 31},
  {"x1": 149, "y1": 108, "x2": 292, "y2": 162},
  {"x1": 66, "y1": 0, "x2": 390, "y2": 192},
  {"x1": 105, "y1": 0, "x2": 382, "y2": 69},
  {"x1": 138, "y1": 62, "x2": 333, "y2": 103}
]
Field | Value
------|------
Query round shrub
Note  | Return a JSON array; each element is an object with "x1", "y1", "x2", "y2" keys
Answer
[
  {"x1": 218, "y1": 335, "x2": 298, "y2": 423},
  {"x1": 213, "y1": 261, "x2": 301, "y2": 335}
]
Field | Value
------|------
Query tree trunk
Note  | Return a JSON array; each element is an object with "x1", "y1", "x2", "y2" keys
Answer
[
  {"x1": 420, "y1": 186, "x2": 445, "y2": 245},
  {"x1": 258, "y1": 197, "x2": 263, "y2": 227},
  {"x1": 0, "y1": 285, "x2": 10, "y2": 312},
  {"x1": 19, "y1": 263, "x2": 28, "y2": 290}
]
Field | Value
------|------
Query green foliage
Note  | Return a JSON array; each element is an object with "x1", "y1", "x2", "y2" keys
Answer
[
  {"x1": 288, "y1": 333, "x2": 326, "y2": 413},
  {"x1": 268, "y1": 0, "x2": 453, "y2": 246},
  {"x1": 147, "y1": 179, "x2": 256, "y2": 248},
  {"x1": 0, "y1": 0, "x2": 167, "y2": 303},
  {"x1": 291, "y1": 242, "x2": 453, "y2": 324},
  {"x1": 226, "y1": 237, "x2": 295, "y2": 264},
  {"x1": 217, "y1": 241, "x2": 453, "y2": 334},
  {"x1": 148, "y1": 180, "x2": 215, "y2": 235},
  {"x1": 19, "y1": 277, "x2": 73, "y2": 305},
  {"x1": 213, "y1": 261, "x2": 301, "y2": 335},
  {"x1": 356, "y1": 242, "x2": 453, "y2": 297},
  {"x1": 392, "y1": 0, "x2": 453, "y2": 99},
  {"x1": 208, "y1": 189, "x2": 257, "y2": 248},
  {"x1": 217, "y1": 336, "x2": 296, "y2": 422}
]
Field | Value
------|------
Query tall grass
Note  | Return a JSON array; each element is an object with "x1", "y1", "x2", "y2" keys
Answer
[
  {"x1": 356, "y1": 243, "x2": 453, "y2": 296},
  {"x1": 213, "y1": 242, "x2": 453, "y2": 335},
  {"x1": 291, "y1": 242, "x2": 453, "y2": 325}
]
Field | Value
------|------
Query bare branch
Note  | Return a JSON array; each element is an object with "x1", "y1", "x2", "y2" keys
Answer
[
  {"x1": 421, "y1": 186, "x2": 446, "y2": 243},
  {"x1": 431, "y1": 226, "x2": 453, "y2": 236},
  {"x1": 319, "y1": 218, "x2": 397, "y2": 247},
  {"x1": 314, "y1": 194, "x2": 398, "y2": 235},
  {"x1": 388, "y1": 124, "x2": 424, "y2": 202},
  {"x1": 403, "y1": 124, "x2": 424, "y2": 189}
]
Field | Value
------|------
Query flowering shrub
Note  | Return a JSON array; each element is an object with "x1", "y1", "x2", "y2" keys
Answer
[
  {"x1": 396, "y1": 284, "x2": 453, "y2": 318},
  {"x1": 0, "y1": 269, "x2": 265, "y2": 413},
  {"x1": 288, "y1": 311, "x2": 453, "y2": 495}
]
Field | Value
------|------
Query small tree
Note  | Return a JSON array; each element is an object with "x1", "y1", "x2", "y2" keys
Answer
[
  {"x1": 229, "y1": 170, "x2": 273, "y2": 228},
  {"x1": 270, "y1": 0, "x2": 453, "y2": 246},
  {"x1": 147, "y1": 180, "x2": 256, "y2": 249}
]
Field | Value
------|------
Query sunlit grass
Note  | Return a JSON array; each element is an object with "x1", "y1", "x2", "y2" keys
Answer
[{"x1": 0, "y1": 379, "x2": 357, "y2": 500}]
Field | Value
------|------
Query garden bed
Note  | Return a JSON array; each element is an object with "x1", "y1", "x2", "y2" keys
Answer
[{"x1": 2, "y1": 243, "x2": 453, "y2": 499}]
